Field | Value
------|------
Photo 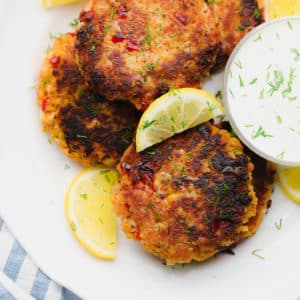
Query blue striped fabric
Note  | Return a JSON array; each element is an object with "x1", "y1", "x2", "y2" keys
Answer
[{"x1": 0, "y1": 217, "x2": 81, "y2": 300}]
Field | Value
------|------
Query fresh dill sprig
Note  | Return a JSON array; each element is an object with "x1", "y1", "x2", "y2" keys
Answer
[{"x1": 267, "y1": 70, "x2": 284, "y2": 96}]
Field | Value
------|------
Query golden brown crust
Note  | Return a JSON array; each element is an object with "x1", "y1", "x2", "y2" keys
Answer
[
  {"x1": 112, "y1": 123, "x2": 264, "y2": 265},
  {"x1": 75, "y1": 0, "x2": 264, "y2": 110},
  {"x1": 38, "y1": 34, "x2": 140, "y2": 167}
]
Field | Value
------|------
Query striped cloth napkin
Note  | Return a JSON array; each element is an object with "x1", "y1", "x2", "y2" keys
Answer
[{"x1": 0, "y1": 218, "x2": 81, "y2": 300}]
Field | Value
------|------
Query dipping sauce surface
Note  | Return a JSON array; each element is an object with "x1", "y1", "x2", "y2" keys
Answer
[{"x1": 224, "y1": 17, "x2": 300, "y2": 166}]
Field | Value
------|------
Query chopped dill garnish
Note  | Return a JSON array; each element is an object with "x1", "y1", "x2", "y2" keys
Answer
[
  {"x1": 249, "y1": 78, "x2": 258, "y2": 85},
  {"x1": 64, "y1": 164, "x2": 70, "y2": 170},
  {"x1": 80, "y1": 193, "x2": 88, "y2": 200},
  {"x1": 238, "y1": 74, "x2": 244, "y2": 87},
  {"x1": 282, "y1": 67, "x2": 296, "y2": 99},
  {"x1": 253, "y1": 8, "x2": 260, "y2": 19},
  {"x1": 252, "y1": 126, "x2": 273, "y2": 139},
  {"x1": 252, "y1": 249, "x2": 264, "y2": 260},
  {"x1": 144, "y1": 23, "x2": 152, "y2": 47},
  {"x1": 277, "y1": 151, "x2": 285, "y2": 159},
  {"x1": 253, "y1": 33, "x2": 262, "y2": 42},
  {"x1": 259, "y1": 88, "x2": 265, "y2": 100},
  {"x1": 103, "y1": 25, "x2": 112, "y2": 34},
  {"x1": 267, "y1": 70, "x2": 284, "y2": 96},
  {"x1": 142, "y1": 119, "x2": 156, "y2": 130},
  {"x1": 288, "y1": 21, "x2": 293, "y2": 30},
  {"x1": 234, "y1": 60, "x2": 243, "y2": 69},
  {"x1": 70, "y1": 222, "x2": 77, "y2": 232},
  {"x1": 276, "y1": 115, "x2": 282, "y2": 125},
  {"x1": 207, "y1": 101, "x2": 216, "y2": 112},
  {"x1": 69, "y1": 18, "x2": 79, "y2": 28},
  {"x1": 110, "y1": 7, "x2": 116, "y2": 20},
  {"x1": 99, "y1": 169, "x2": 111, "y2": 174},
  {"x1": 291, "y1": 48, "x2": 300, "y2": 61},
  {"x1": 105, "y1": 174, "x2": 111, "y2": 183},
  {"x1": 275, "y1": 218, "x2": 283, "y2": 230},
  {"x1": 215, "y1": 90, "x2": 222, "y2": 100}
]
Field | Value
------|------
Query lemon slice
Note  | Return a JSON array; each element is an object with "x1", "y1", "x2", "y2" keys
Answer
[
  {"x1": 277, "y1": 166, "x2": 300, "y2": 203},
  {"x1": 65, "y1": 167, "x2": 119, "y2": 259},
  {"x1": 43, "y1": 0, "x2": 82, "y2": 9},
  {"x1": 136, "y1": 88, "x2": 224, "y2": 152},
  {"x1": 269, "y1": 0, "x2": 300, "y2": 19}
]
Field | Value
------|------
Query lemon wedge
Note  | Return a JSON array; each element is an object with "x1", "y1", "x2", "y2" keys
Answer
[
  {"x1": 136, "y1": 88, "x2": 224, "y2": 152},
  {"x1": 277, "y1": 166, "x2": 300, "y2": 203},
  {"x1": 269, "y1": 0, "x2": 300, "y2": 19},
  {"x1": 43, "y1": 0, "x2": 82, "y2": 9},
  {"x1": 65, "y1": 167, "x2": 119, "y2": 259}
]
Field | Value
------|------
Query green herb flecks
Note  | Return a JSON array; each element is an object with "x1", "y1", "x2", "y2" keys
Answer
[
  {"x1": 238, "y1": 25, "x2": 246, "y2": 32},
  {"x1": 215, "y1": 90, "x2": 223, "y2": 100},
  {"x1": 144, "y1": 23, "x2": 152, "y2": 47},
  {"x1": 238, "y1": 74, "x2": 244, "y2": 87},
  {"x1": 253, "y1": 8, "x2": 260, "y2": 19},
  {"x1": 252, "y1": 126, "x2": 273, "y2": 139},
  {"x1": 70, "y1": 222, "x2": 77, "y2": 232},
  {"x1": 142, "y1": 120, "x2": 157, "y2": 130},
  {"x1": 276, "y1": 115, "x2": 282, "y2": 125},
  {"x1": 244, "y1": 124, "x2": 254, "y2": 128},
  {"x1": 80, "y1": 193, "x2": 88, "y2": 200},
  {"x1": 288, "y1": 21, "x2": 293, "y2": 30},
  {"x1": 229, "y1": 88, "x2": 235, "y2": 99},
  {"x1": 49, "y1": 32, "x2": 65, "y2": 40},
  {"x1": 282, "y1": 67, "x2": 296, "y2": 100},
  {"x1": 207, "y1": 101, "x2": 216, "y2": 112},
  {"x1": 234, "y1": 60, "x2": 243, "y2": 69},
  {"x1": 267, "y1": 70, "x2": 284, "y2": 96},
  {"x1": 259, "y1": 88, "x2": 265, "y2": 100},
  {"x1": 275, "y1": 218, "x2": 283, "y2": 231},
  {"x1": 277, "y1": 151, "x2": 285, "y2": 159},
  {"x1": 252, "y1": 249, "x2": 264, "y2": 260},
  {"x1": 103, "y1": 25, "x2": 112, "y2": 35},
  {"x1": 99, "y1": 217, "x2": 104, "y2": 224},
  {"x1": 69, "y1": 18, "x2": 79, "y2": 28},
  {"x1": 249, "y1": 78, "x2": 258, "y2": 85},
  {"x1": 64, "y1": 164, "x2": 70, "y2": 170},
  {"x1": 253, "y1": 33, "x2": 262, "y2": 42},
  {"x1": 99, "y1": 169, "x2": 111, "y2": 175},
  {"x1": 110, "y1": 7, "x2": 116, "y2": 20},
  {"x1": 76, "y1": 134, "x2": 89, "y2": 139},
  {"x1": 291, "y1": 48, "x2": 300, "y2": 61},
  {"x1": 146, "y1": 150, "x2": 156, "y2": 157}
]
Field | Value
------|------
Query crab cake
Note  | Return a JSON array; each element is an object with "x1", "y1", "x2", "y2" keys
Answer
[
  {"x1": 112, "y1": 122, "x2": 274, "y2": 265},
  {"x1": 38, "y1": 34, "x2": 140, "y2": 167},
  {"x1": 75, "y1": 0, "x2": 264, "y2": 110}
]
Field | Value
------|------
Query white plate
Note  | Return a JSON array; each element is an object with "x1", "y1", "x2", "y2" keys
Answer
[{"x1": 1, "y1": 2, "x2": 300, "y2": 300}]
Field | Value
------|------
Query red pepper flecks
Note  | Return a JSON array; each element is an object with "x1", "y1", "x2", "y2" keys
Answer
[
  {"x1": 68, "y1": 32, "x2": 76, "y2": 37},
  {"x1": 81, "y1": 10, "x2": 95, "y2": 22},
  {"x1": 112, "y1": 32, "x2": 125, "y2": 43},
  {"x1": 49, "y1": 56, "x2": 60, "y2": 68},
  {"x1": 117, "y1": 5, "x2": 128, "y2": 19},
  {"x1": 174, "y1": 12, "x2": 188, "y2": 25},
  {"x1": 42, "y1": 98, "x2": 48, "y2": 112},
  {"x1": 126, "y1": 39, "x2": 139, "y2": 52}
]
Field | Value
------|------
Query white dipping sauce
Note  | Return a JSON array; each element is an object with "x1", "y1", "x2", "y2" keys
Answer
[{"x1": 224, "y1": 17, "x2": 300, "y2": 166}]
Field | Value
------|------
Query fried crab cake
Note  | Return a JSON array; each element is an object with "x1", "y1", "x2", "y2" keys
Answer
[
  {"x1": 75, "y1": 0, "x2": 264, "y2": 110},
  {"x1": 112, "y1": 122, "x2": 275, "y2": 265},
  {"x1": 38, "y1": 34, "x2": 140, "y2": 167}
]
